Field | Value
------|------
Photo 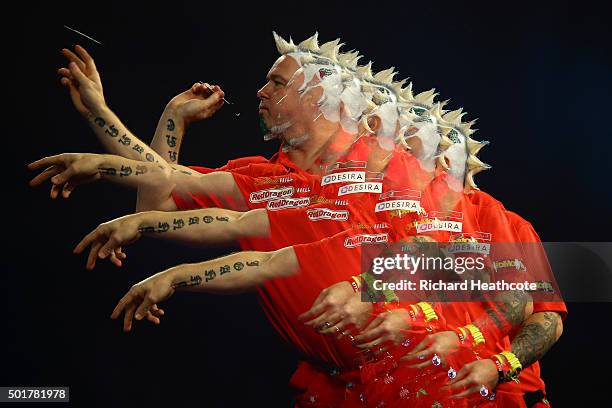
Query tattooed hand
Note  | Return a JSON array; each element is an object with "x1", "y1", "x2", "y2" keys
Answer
[
  {"x1": 57, "y1": 45, "x2": 105, "y2": 116},
  {"x1": 28, "y1": 153, "x2": 106, "y2": 199},
  {"x1": 167, "y1": 82, "x2": 225, "y2": 126},
  {"x1": 73, "y1": 214, "x2": 145, "y2": 269},
  {"x1": 111, "y1": 271, "x2": 176, "y2": 332},
  {"x1": 299, "y1": 281, "x2": 373, "y2": 340}
]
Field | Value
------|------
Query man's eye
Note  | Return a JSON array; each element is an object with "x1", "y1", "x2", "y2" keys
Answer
[{"x1": 274, "y1": 80, "x2": 285, "y2": 86}]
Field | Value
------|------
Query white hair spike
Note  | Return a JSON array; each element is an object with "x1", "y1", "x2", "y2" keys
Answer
[
  {"x1": 391, "y1": 78, "x2": 408, "y2": 95},
  {"x1": 373, "y1": 67, "x2": 397, "y2": 85},
  {"x1": 414, "y1": 89, "x2": 437, "y2": 106},
  {"x1": 298, "y1": 32, "x2": 320, "y2": 53},
  {"x1": 467, "y1": 137, "x2": 489, "y2": 155},
  {"x1": 272, "y1": 31, "x2": 297, "y2": 55},
  {"x1": 319, "y1": 39, "x2": 343, "y2": 60},
  {"x1": 399, "y1": 82, "x2": 415, "y2": 101},
  {"x1": 356, "y1": 61, "x2": 374, "y2": 81},
  {"x1": 338, "y1": 50, "x2": 361, "y2": 70},
  {"x1": 442, "y1": 108, "x2": 466, "y2": 125}
]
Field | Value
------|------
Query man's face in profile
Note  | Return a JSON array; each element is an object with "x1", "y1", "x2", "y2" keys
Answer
[{"x1": 257, "y1": 55, "x2": 305, "y2": 132}]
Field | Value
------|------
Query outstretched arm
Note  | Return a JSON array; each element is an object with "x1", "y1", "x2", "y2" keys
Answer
[
  {"x1": 28, "y1": 152, "x2": 248, "y2": 212},
  {"x1": 74, "y1": 208, "x2": 269, "y2": 269},
  {"x1": 111, "y1": 246, "x2": 299, "y2": 331}
]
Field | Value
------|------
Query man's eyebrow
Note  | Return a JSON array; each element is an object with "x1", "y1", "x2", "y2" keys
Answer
[{"x1": 270, "y1": 74, "x2": 287, "y2": 83}]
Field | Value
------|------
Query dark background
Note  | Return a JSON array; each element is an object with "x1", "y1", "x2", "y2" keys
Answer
[{"x1": 5, "y1": 0, "x2": 612, "y2": 406}]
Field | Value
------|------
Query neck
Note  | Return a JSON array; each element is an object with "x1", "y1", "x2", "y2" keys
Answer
[{"x1": 285, "y1": 121, "x2": 342, "y2": 172}]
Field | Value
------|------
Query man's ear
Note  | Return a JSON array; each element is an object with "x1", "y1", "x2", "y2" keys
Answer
[{"x1": 367, "y1": 115, "x2": 382, "y2": 133}]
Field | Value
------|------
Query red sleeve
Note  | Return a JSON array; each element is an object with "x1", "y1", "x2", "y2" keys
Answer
[{"x1": 515, "y1": 222, "x2": 568, "y2": 319}]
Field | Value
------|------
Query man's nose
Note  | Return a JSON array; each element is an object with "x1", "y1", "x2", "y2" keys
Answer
[{"x1": 257, "y1": 83, "x2": 270, "y2": 100}]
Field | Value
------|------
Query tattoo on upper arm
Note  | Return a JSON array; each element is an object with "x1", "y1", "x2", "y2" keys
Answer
[
  {"x1": 215, "y1": 216, "x2": 229, "y2": 222},
  {"x1": 220, "y1": 265, "x2": 231, "y2": 275},
  {"x1": 94, "y1": 117, "x2": 106, "y2": 127},
  {"x1": 233, "y1": 262, "x2": 244, "y2": 271},
  {"x1": 168, "y1": 151, "x2": 177, "y2": 162},
  {"x1": 246, "y1": 261, "x2": 259, "y2": 267},
  {"x1": 135, "y1": 165, "x2": 147, "y2": 175},
  {"x1": 512, "y1": 312, "x2": 560, "y2": 368},
  {"x1": 203, "y1": 216, "x2": 213, "y2": 224},
  {"x1": 188, "y1": 217, "x2": 199, "y2": 225},
  {"x1": 167, "y1": 119, "x2": 175, "y2": 131},
  {"x1": 172, "y1": 275, "x2": 202, "y2": 289},
  {"x1": 145, "y1": 153, "x2": 155, "y2": 162}
]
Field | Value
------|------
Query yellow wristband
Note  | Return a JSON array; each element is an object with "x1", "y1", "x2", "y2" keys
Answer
[
  {"x1": 416, "y1": 302, "x2": 438, "y2": 322},
  {"x1": 464, "y1": 324, "x2": 485, "y2": 346},
  {"x1": 500, "y1": 351, "x2": 522, "y2": 372}
]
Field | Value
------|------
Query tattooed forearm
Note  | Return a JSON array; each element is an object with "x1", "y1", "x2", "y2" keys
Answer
[
  {"x1": 166, "y1": 135, "x2": 177, "y2": 147},
  {"x1": 172, "y1": 275, "x2": 202, "y2": 289},
  {"x1": 511, "y1": 312, "x2": 560, "y2": 368},
  {"x1": 473, "y1": 290, "x2": 531, "y2": 336},
  {"x1": 138, "y1": 213, "x2": 232, "y2": 235},
  {"x1": 97, "y1": 164, "x2": 155, "y2": 178},
  {"x1": 199, "y1": 259, "x2": 259, "y2": 283},
  {"x1": 87, "y1": 112, "x2": 164, "y2": 163}
]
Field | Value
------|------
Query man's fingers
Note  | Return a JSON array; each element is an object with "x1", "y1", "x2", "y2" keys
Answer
[
  {"x1": 403, "y1": 345, "x2": 434, "y2": 365},
  {"x1": 115, "y1": 247, "x2": 127, "y2": 260},
  {"x1": 354, "y1": 325, "x2": 385, "y2": 346},
  {"x1": 362, "y1": 314, "x2": 384, "y2": 333},
  {"x1": 28, "y1": 155, "x2": 62, "y2": 171},
  {"x1": 299, "y1": 299, "x2": 327, "y2": 322},
  {"x1": 319, "y1": 319, "x2": 348, "y2": 335},
  {"x1": 403, "y1": 336, "x2": 430, "y2": 357},
  {"x1": 29, "y1": 165, "x2": 61, "y2": 187},
  {"x1": 123, "y1": 303, "x2": 137, "y2": 332},
  {"x1": 50, "y1": 184, "x2": 62, "y2": 199},
  {"x1": 61, "y1": 182, "x2": 75, "y2": 198},
  {"x1": 134, "y1": 296, "x2": 155, "y2": 321},
  {"x1": 309, "y1": 312, "x2": 342, "y2": 331},
  {"x1": 68, "y1": 61, "x2": 89, "y2": 86},
  {"x1": 151, "y1": 304, "x2": 165, "y2": 317},
  {"x1": 51, "y1": 166, "x2": 78, "y2": 185},
  {"x1": 62, "y1": 48, "x2": 86, "y2": 71},
  {"x1": 74, "y1": 44, "x2": 97, "y2": 70},
  {"x1": 109, "y1": 250, "x2": 123, "y2": 268},
  {"x1": 57, "y1": 67, "x2": 73, "y2": 79},
  {"x1": 450, "y1": 384, "x2": 482, "y2": 399},
  {"x1": 86, "y1": 241, "x2": 103, "y2": 270},
  {"x1": 98, "y1": 235, "x2": 119, "y2": 260},
  {"x1": 73, "y1": 228, "x2": 100, "y2": 254},
  {"x1": 358, "y1": 334, "x2": 390, "y2": 351},
  {"x1": 447, "y1": 365, "x2": 470, "y2": 386},
  {"x1": 145, "y1": 311, "x2": 160, "y2": 325},
  {"x1": 111, "y1": 293, "x2": 131, "y2": 319}
]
